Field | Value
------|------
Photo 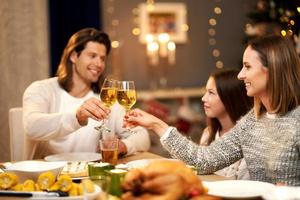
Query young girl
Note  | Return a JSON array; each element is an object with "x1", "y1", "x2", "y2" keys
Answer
[{"x1": 200, "y1": 69, "x2": 252, "y2": 179}]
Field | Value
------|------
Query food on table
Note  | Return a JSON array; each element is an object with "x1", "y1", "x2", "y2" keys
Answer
[
  {"x1": 55, "y1": 174, "x2": 73, "y2": 192},
  {"x1": 11, "y1": 183, "x2": 23, "y2": 191},
  {"x1": 37, "y1": 171, "x2": 56, "y2": 190},
  {"x1": 61, "y1": 161, "x2": 89, "y2": 178},
  {"x1": 0, "y1": 172, "x2": 18, "y2": 189},
  {"x1": 81, "y1": 179, "x2": 95, "y2": 193},
  {"x1": 49, "y1": 181, "x2": 60, "y2": 191},
  {"x1": 22, "y1": 179, "x2": 36, "y2": 191},
  {"x1": 0, "y1": 171, "x2": 94, "y2": 196},
  {"x1": 121, "y1": 160, "x2": 221, "y2": 200},
  {"x1": 108, "y1": 194, "x2": 122, "y2": 200},
  {"x1": 68, "y1": 182, "x2": 80, "y2": 196}
]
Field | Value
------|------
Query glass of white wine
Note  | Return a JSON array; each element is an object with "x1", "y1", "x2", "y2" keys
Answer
[
  {"x1": 117, "y1": 81, "x2": 137, "y2": 133},
  {"x1": 94, "y1": 78, "x2": 117, "y2": 132}
]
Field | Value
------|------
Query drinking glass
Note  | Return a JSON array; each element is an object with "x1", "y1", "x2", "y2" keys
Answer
[
  {"x1": 117, "y1": 81, "x2": 137, "y2": 134},
  {"x1": 99, "y1": 137, "x2": 119, "y2": 165},
  {"x1": 94, "y1": 78, "x2": 117, "y2": 132}
]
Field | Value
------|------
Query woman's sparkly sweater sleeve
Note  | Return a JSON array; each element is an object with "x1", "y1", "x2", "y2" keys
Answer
[{"x1": 160, "y1": 111, "x2": 252, "y2": 174}]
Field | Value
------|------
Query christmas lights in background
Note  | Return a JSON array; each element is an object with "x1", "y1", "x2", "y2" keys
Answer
[
  {"x1": 104, "y1": 0, "x2": 122, "y2": 79},
  {"x1": 245, "y1": 0, "x2": 300, "y2": 46},
  {"x1": 208, "y1": 0, "x2": 224, "y2": 69},
  {"x1": 131, "y1": 1, "x2": 179, "y2": 66}
]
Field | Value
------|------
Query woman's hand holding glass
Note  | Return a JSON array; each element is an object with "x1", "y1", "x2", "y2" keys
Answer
[
  {"x1": 94, "y1": 78, "x2": 117, "y2": 132},
  {"x1": 124, "y1": 108, "x2": 169, "y2": 137},
  {"x1": 117, "y1": 81, "x2": 137, "y2": 134}
]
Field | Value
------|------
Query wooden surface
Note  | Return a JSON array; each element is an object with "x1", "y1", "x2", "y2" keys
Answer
[
  {"x1": 118, "y1": 151, "x2": 165, "y2": 164},
  {"x1": 138, "y1": 87, "x2": 205, "y2": 100},
  {"x1": 118, "y1": 152, "x2": 232, "y2": 181}
]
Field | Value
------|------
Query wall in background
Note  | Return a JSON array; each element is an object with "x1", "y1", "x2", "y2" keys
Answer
[
  {"x1": 0, "y1": 0, "x2": 256, "y2": 161},
  {"x1": 0, "y1": 0, "x2": 102, "y2": 162},
  {"x1": 49, "y1": 0, "x2": 102, "y2": 76},
  {"x1": 0, "y1": 0, "x2": 49, "y2": 162},
  {"x1": 102, "y1": 0, "x2": 255, "y2": 90}
]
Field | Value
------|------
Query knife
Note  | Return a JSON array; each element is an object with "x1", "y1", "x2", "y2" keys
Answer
[{"x1": 0, "y1": 190, "x2": 68, "y2": 197}]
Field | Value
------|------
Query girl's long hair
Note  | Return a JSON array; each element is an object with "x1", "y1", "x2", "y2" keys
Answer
[{"x1": 206, "y1": 68, "x2": 253, "y2": 144}]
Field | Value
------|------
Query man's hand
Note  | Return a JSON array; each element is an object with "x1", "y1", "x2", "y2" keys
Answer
[
  {"x1": 118, "y1": 140, "x2": 128, "y2": 156},
  {"x1": 76, "y1": 97, "x2": 110, "y2": 126}
]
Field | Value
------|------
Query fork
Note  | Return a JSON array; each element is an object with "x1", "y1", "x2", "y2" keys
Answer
[{"x1": 0, "y1": 164, "x2": 6, "y2": 172}]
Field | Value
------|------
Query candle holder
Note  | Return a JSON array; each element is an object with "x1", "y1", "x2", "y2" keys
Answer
[{"x1": 145, "y1": 33, "x2": 176, "y2": 66}]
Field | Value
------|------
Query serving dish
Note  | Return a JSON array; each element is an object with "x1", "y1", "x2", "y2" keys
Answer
[
  {"x1": 4, "y1": 160, "x2": 66, "y2": 182},
  {"x1": 0, "y1": 185, "x2": 101, "y2": 200},
  {"x1": 203, "y1": 180, "x2": 274, "y2": 199}
]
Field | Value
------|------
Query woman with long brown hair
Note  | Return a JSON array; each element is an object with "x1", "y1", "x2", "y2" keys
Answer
[{"x1": 125, "y1": 35, "x2": 300, "y2": 186}]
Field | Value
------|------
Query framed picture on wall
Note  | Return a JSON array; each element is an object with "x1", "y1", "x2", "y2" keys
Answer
[{"x1": 139, "y1": 3, "x2": 187, "y2": 43}]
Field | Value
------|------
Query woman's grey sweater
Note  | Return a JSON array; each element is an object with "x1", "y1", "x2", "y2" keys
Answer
[{"x1": 160, "y1": 107, "x2": 300, "y2": 186}]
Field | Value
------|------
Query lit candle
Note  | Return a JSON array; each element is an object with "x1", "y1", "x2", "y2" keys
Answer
[
  {"x1": 167, "y1": 41, "x2": 176, "y2": 65},
  {"x1": 145, "y1": 34, "x2": 154, "y2": 43},
  {"x1": 158, "y1": 33, "x2": 170, "y2": 57},
  {"x1": 147, "y1": 41, "x2": 159, "y2": 66}
]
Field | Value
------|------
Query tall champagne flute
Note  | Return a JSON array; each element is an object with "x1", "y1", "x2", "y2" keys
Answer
[
  {"x1": 117, "y1": 81, "x2": 137, "y2": 133},
  {"x1": 94, "y1": 78, "x2": 117, "y2": 131}
]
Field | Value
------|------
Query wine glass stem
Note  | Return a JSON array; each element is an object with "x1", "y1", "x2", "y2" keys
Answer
[
  {"x1": 94, "y1": 117, "x2": 108, "y2": 131},
  {"x1": 125, "y1": 109, "x2": 135, "y2": 134}
]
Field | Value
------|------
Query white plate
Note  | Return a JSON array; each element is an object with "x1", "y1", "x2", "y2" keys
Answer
[
  {"x1": 262, "y1": 186, "x2": 300, "y2": 200},
  {"x1": 30, "y1": 185, "x2": 101, "y2": 200},
  {"x1": 4, "y1": 161, "x2": 66, "y2": 182},
  {"x1": 126, "y1": 158, "x2": 179, "y2": 169},
  {"x1": 126, "y1": 159, "x2": 152, "y2": 169},
  {"x1": 203, "y1": 180, "x2": 275, "y2": 198},
  {"x1": 45, "y1": 152, "x2": 101, "y2": 162}
]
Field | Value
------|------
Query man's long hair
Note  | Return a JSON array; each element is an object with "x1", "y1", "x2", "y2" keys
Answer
[{"x1": 56, "y1": 28, "x2": 111, "y2": 93}]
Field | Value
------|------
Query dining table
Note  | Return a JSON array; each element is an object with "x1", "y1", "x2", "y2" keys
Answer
[
  {"x1": 0, "y1": 151, "x2": 264, "y2": 200},
  {"x1": 118, "y1": 151, "x2": 233, "y2": 182}
]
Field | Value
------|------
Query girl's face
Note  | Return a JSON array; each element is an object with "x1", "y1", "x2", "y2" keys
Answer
[
  {"x1": 238, "y1": 46, "x2": 268, "y2": 98},
  {"x1": 202, "y1": 77, "x2": 227, "y2": 118}
]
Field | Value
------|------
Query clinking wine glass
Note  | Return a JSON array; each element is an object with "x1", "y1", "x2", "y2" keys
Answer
[
  {"x1": 94, "y1": 78, "x2": 117, "y2": 132},
  {"x1": 117, "y1": 81, "x2": 137, "y2": 134}
]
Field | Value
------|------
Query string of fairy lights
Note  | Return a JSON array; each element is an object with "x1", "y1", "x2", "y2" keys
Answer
[
  {"x1": 131, "y1": 6, "x2": 140, "y2": 37},
  {"x1": 208, "y1": 0, "x2": 223, "y2": 69},
  {"x1": 105, "y1": 0, "x2": 120, "y2": 49},
  {"x1": 106, "y1": 0, "x2": 224, "y2": 70},
  {"x1": 104, "y1": 0, "x2": 122, "y2": 79}
]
